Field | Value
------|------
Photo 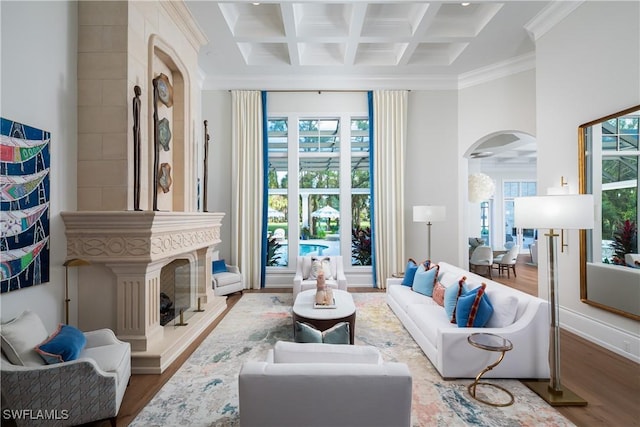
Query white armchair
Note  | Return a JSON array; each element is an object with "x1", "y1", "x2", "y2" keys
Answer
[
  {"x1": 293, "y1": 255, "x2": 347, "y2": 298},
  {"x1": 1, "y1": 311, "x2": 131, "y2": 426},
  {"x1": 239, "y1": 341, "x2": 412, "y2": 427},
  {"x1": 212, "y1": 259, "x2": 244, "y2": 297}
]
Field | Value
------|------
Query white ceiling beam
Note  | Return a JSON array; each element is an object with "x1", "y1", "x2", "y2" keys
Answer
[
  {"x1": 280, "y1": 3, "x2": 300, "y2": 66},
  {"x1": 343, "y1": 3, "x2": 368, "y2": 66},
  {"x1": 397, "y1": 3, "x2": 440, "y2": 66}
]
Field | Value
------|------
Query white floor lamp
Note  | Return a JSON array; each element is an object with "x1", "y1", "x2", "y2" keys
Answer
[
  {"x1": 514, "y1": 194, "x2": 593, "y2": 406},
  {"x1": 413, "y1": 205, "x2": 446, "y2": 261}
]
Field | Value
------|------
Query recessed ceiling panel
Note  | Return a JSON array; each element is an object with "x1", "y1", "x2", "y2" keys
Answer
[
  {"x1": 239, "y1": 43, "x2": 291, "y2": 65},
  {"x1": 427, "y1": 3, "x2": 503, "y2": 39},
  {"x1": 294, "y1": 3, "x2": 351, "y2": 37},
  {"x1": 362, "y1": 3, "x2": 429, "y2": 37},
  {"x1": 355, "y1": 43, "x2": 407, "y2": 66},
  {"x1": 409, "y1": 42, "x2": 469, "y2": 66},
  {"x1": 299, "y1": 43, "x2": 345, "y2": 66},
  {"x1": 219, "y1": 3, "x2": 285, "y2": 38}
]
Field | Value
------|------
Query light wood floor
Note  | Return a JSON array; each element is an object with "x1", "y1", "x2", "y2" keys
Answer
[{"x1": 96, "y1": 256, "x2": 639, "y2": 427}]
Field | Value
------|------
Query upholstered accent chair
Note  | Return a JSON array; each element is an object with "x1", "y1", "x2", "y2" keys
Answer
[
  {"x1": 493, "y1": 244, "x2": 520, "y2": 277},
  {"x1": 1, "y1": 310, "x2": 131, "y2": 427},
  {"x1": 212, "y1": 260, "x2": 244, "y2": 297},
  {"x1": 469, "y1": 245, "x2": 493, "y2": 279},
  {"x1": 293, "y1": 255, "x2": 347, "y2": 298}
]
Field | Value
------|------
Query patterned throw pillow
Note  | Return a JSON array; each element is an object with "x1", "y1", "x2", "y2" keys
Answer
[
  {"x1": 310, "y1": 257, "x2": 333, "y2": 280},
  {"x1": 432, "y1": 281, "x2": 446, "y2": 306},
  {"x1": 455, "y1": 283, "x2": 494, "y2": 327},
  {"x1": 446, "y1": 277, "x2": 469, "y2": 323},
  {"x1": 294, "y1": 321, "x2": 350, "y2": 344}
]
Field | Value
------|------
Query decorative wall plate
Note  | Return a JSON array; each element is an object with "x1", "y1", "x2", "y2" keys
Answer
[
  {"x1": 158, "y1": 163, "x2": 172, "y2": 193},
  {"x1": 155, "y1": 73, "x2": 173, "y2": 107},
  {"x1": 158, "y1": 118, "x2": 171, "y2": 151}
]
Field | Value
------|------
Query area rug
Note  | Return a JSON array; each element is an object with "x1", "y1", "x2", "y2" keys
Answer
[{"x1": 131, "y1": 293, "x2": 574, "y2": 427}]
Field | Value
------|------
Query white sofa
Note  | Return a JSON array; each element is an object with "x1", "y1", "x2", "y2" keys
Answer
[
  {"x1": 293, "y1": 255, "x2": 347, "y2": 298},
  {"x1": 387, "y1": 262, "x2": 550, "y2": 379},
  {"x1": 239, "y1": 341, "x2": 412, "y2": 427}
]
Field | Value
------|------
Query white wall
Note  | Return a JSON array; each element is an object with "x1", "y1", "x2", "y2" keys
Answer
[
  {"x1": 201, "y1": 90, "x2": 232, "y2": 259},
  {"x1": 458, "y1": 70, "x2": 537, "y2": 262},
  {"x1": 0, "y1": 1, "x2": 77, "y2": 330},
  {"x1": 536, "y1": 1, "x2": 640, "y2": 360},
  {"x1": 406, "y1": 90, "x2": 460, "y2": 265}
]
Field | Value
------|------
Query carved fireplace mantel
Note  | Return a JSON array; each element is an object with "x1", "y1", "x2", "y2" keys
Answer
[{"x1": 61, "y1": 211, "x2": 227, "y2": 373}]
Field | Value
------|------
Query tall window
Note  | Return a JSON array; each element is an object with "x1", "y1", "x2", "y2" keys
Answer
[{"x1": 266, "y1": 115, "x2": 371, "y2": 269}]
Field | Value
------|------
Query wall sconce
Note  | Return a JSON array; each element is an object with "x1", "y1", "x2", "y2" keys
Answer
[
  {"x1": 63, "y1": 258, "x2": 90, "y2": 325},
  {"x1": 413, "y1": 205, "x2": 446, "y2": 260}
]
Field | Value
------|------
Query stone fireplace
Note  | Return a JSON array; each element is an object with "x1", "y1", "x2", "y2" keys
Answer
[
  {"x1": 62, "y1": 2, "x2": 223, "y2": 374},
  {"x1": 62, "y1": 211, "x2": 227, "y2": 373}
]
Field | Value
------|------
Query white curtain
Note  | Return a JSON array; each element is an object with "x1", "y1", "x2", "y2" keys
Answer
[
  {"x1": 373, "y1": 90, "x2": 408, "y2": 289},
  {"x1": 231, "y1": 90, "x2": 263, "y2": 289}
]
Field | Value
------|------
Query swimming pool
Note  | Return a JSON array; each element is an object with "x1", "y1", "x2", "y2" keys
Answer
[{"x1": 275, "y1": 243, "x2": 331, "y2": 264}]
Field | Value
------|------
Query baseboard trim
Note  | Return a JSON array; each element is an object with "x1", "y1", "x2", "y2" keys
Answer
[{"x1": 561, "y1": 306, "x2": 640, "y2": 363}]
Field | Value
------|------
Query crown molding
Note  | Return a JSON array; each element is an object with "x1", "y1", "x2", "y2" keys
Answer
[
  {"x1": 201, "y1": 74, "x2": 460, "y2": 91},
  {"x1": 525, "y1": 1, "x2": 585, "y2": 42},
  {"x1": 161, "y1": 1, "x2": 209, "y2": 51},
  {"x1": 458, "y1": 52, "x2": 536, "y2": 90}
]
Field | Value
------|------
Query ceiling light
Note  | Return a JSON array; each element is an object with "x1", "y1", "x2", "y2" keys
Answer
[
  {"x1": 461, "y1": 2, "x2": 471, "y2": 6},
  {"x1": 252, "y1": 2, "x2": 260, "y2": 5}
]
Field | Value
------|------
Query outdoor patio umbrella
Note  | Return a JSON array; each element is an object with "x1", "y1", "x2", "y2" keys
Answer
[
  {"x1": 311, "y1": 206, "x2": 340, "y2": 219},
  {"x1": 268, "y1": 207, "x2": 285, "y2": 219}
]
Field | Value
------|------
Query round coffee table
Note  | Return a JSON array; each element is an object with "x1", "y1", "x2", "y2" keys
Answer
[
  {"x1": 292, "y1": 289, "x2": 356, "y2": 344},
  {"x1": 467, "y1": 332, "x2": 514, "y2": 407}
]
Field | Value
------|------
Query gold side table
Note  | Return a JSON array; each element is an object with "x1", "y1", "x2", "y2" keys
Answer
[{"x1": 467, "y1": 332, "x2": 515, "y2": 407}]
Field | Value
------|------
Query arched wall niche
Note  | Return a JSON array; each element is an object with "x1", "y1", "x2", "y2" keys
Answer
[{"x1": 147, "y1": 34, "x2": 193, "y2": 212}]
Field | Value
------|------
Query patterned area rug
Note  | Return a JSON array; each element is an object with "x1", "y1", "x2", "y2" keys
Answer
[{"x1": 131, "y1": 293, "x2": 574, "y2": 427}]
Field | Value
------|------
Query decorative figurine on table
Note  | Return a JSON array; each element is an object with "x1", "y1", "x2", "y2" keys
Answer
[{"x1": 315, "y1": 270, "x2": 334, "y2": 306}]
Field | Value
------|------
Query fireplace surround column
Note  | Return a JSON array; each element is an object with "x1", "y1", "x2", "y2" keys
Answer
[{"x1": 107, "y1": 261, "x2": 165, "y2": 352}]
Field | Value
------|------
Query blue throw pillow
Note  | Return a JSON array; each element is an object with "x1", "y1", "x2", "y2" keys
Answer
[
  {"x1": 455, "y1": 284, "x2": 494, "y2": 328},
  {"x1": 412, "y1": 264, "x2": 439, "y2": 297},
  {"x1": 444, "y1": 277, "x2": 469, "y2": 320},
  {"x1": 294, "y1": 321, "x2": 350, "y2": 344},
  {"x1": 212, "y1": 260, "x2": 228, "y2": 274},
  {"x1": 35, "y1": 324, "x2": 86, "y2": 364},
  {"x1": 401, "y1": 259, "x2": 419, "y2": 286}
]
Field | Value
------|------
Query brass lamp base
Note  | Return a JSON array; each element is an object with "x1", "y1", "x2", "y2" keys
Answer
[{"x1": 522, "y1": 380, "x2": 587, "y2": 406}]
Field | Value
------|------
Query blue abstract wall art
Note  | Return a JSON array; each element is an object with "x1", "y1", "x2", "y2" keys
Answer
[{"x1": 1, "y1": 117, "x2": 51, "y2": 293}]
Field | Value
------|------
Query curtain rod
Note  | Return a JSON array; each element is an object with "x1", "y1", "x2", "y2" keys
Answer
[{"x1": 227, "y1": 89, "x2": 410, "y2": 93}]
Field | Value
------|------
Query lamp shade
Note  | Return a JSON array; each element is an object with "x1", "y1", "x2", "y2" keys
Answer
[
  {"x1": 514, "y1": 195, "x2": 594, "y2": 229},
  {"x1": 413, "y1": 205, "x2": 446, "y2": 223}
]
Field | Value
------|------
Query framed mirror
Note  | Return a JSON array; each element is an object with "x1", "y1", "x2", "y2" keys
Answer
[{"x1": 579, "y1": 105, "x2": 640, "y2": 320}]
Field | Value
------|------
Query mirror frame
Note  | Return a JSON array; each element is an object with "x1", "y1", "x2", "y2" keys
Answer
[{"x1": 578, "y1": 104, "x2": 640, "y2": 321}]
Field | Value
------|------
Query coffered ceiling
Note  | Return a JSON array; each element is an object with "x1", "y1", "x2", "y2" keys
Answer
[{"x1": 186, "y1": 1, "x2": 555, "y2": 90}]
